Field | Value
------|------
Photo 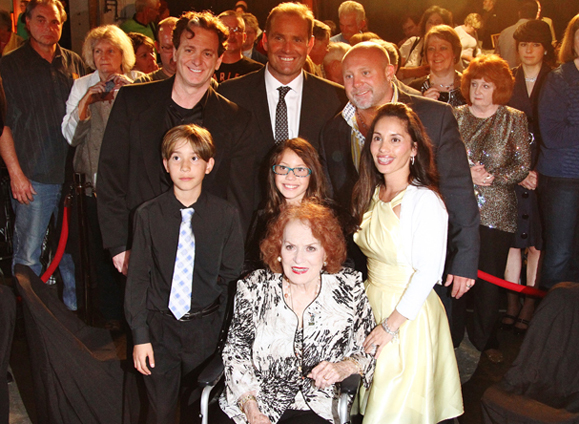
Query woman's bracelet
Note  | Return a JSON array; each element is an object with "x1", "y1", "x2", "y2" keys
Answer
[
  {"x1": 381, "y1": 318, "x2": 399, "y2": 342},
  {"x1": 237, "y1": 394, "x2": 257, "y2": 413},
  {"x1": 343, "y1": 356, "x2": 364, "y2": 376}
]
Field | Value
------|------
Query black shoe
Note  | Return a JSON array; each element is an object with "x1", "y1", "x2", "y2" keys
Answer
[
  {"x1": 513, "y1": 318, "x2": 530, "y2": 336},
  {"x1": 499, "y1": 314, "x2": 518, "y2": 331}
]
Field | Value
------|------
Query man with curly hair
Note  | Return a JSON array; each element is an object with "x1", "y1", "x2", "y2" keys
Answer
[{"x1": 98, "y1": 10, "x2": 256, "y2": 276}]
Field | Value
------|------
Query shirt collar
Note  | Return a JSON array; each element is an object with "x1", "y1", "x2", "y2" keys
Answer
[
  {"x1": 24, "y1": 40, "x2": 63, "y2": 66},
  {"x1": 169, "y1": 189, "x2": 209, "y2": 218},
  {"x1": 342, "y1": 101, "x2": 357, "y2": 129},
  {"x1": 390, "y1": 81, "x2": 399, "y2": 103},
  {"x1": 264, "y1": 64, "x2": 304, "y2": 94}
]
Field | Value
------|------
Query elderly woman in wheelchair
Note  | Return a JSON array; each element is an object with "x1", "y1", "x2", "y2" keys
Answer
[{"x1": 218, "y1": 201, "x2": 375, "y2": 424}]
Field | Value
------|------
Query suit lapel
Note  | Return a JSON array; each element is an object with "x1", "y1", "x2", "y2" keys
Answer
[
  {"x1": 398, "y1": 90, "x2": 414, "y2": 109},
  {"x1": 140, "y1": 79, "x2": 174, "y2": 196},
  {"x1": 299, "y1": 72, "x2": 318, "y2": 143},
  {"x1": 202, "y1": 87, "x2": 225, "y2": 174},
  {"x1": 253, "y1": 69, "x2": 275, "y2": 143}
]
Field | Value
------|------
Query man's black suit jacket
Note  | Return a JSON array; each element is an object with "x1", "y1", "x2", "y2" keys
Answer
[
  {"x1": 97, "y1": 77, "x2": 255, "y2": 256},
  {"x1": 320, "y1": 92, "x2": 480, "y2": 280},
  {"x1": 218, "y1": 68, "x2": 348, "y2": 160}
]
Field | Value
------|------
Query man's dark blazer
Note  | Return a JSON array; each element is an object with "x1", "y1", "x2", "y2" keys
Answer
[
  {"x1": 320, "y1": 91, "x2": 480, "y2": 280},
  {"x1": 97, "y1": 77, "x2": 255, "y2": 256},
  {"x1": 218, "y1": 68, "x2": 348, "y2": 159}
]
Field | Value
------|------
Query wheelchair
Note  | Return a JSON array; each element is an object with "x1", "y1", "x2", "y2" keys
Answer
[{"x1": 197, "y1": 355, "x2": 361, "y2": 424}]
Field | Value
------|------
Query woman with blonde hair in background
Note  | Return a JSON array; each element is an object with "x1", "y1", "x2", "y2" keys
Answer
[
  {"x1": 409, "y1": 25, "x2": 466, "y2": 107},
  {"x1": 455, "y1": 13, "x2": 482, "y2": 68},
  {"x1": 61, "y1": 24, "x2": 143, "y2": 329}
]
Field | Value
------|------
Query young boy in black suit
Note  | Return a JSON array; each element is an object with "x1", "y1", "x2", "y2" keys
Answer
[{"x1": 125, "y1": 124, "x2": 244, "y2": 423}]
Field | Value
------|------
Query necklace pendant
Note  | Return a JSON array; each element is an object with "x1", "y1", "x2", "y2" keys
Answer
[{"x1": 308, "y1": 312, "x2": 315, "y2": 326}]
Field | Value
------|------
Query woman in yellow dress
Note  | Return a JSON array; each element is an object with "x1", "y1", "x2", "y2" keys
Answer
[{"x1": 352, "y1": 103, "x2": 463, "y2": 423}]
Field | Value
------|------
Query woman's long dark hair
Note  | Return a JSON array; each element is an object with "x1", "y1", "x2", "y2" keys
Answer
[
  {"x1": 264, "y1": 138, "x2": 329, "y2": 216},
  {"x1": 352, "y1": 103, "x2": 439, "y2": 224}
]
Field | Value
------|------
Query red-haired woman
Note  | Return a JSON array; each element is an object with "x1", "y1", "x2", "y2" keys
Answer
[
  {"x1": 220, "y1": 202, "x2": 375, "y2": 424},
  {"x1": 453, "y1": 55, "x2": 531, "y2": 362}
]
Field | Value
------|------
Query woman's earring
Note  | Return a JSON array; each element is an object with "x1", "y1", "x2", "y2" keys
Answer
[
  {"x1": 277, "y1": 256, "x2": 281, "y2": 262},
  {"x1": 544, "y1": 51, "x2": 547, "y2": 55},
  {"x1": 411, "y1": 156, "x2": 415, "y2": 166},
  {"x1": 324, "y1": 261, "x2": 328, "y2": 267}
]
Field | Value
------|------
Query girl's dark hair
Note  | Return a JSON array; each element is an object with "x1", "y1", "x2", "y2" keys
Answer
[
  {"x1": 351, "y1": 103, "x2": 439, "y2": 224},
  {"x1": 264, "y1": 138, "x2": 329, "y2": 216}
]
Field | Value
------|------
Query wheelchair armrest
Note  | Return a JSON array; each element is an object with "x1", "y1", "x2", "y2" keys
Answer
[
  {"x1": 198, "y1": 354, "x2": 224, "y2": 388},
  {"x1": 339, "y1": 374, "x2": 361, "y2": 395}
]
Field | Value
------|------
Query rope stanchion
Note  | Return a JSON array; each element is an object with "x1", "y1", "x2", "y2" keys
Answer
[
  {"x1": 477, "y1": 270, "x2": 547, "y2": 298},
  {"x1": 40, "y1": 205, "x2": 69, "y2": 283}
]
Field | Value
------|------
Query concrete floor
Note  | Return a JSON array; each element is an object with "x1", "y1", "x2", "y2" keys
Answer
[{"x1": 7, "y1": 366, "x2": 31, "y2": 424}]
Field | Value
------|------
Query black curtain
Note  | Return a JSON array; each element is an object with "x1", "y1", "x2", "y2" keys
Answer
[{"x1": 14, "y1": 265, "x2": 123, "y2": 424}]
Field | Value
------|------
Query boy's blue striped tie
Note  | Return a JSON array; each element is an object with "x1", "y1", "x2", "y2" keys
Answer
[{"x1": 169, "y1": 208, "x2": 195, "y2": 320}]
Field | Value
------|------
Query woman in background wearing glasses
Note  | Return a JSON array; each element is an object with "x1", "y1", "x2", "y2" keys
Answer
[{"x1": 244, "y1": 138, "x2": 355, "y2": 274}]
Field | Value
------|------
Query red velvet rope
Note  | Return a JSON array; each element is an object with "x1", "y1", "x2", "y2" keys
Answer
[
  {"x1": 37, "y1": 204, "x2": 547, "y2": 299},
  {"x1": 477, "y1": 270, "x2": 547, "y2": 298},
  {"x1": 41, "y1": 206, "x2": 69, "y2": 283}
]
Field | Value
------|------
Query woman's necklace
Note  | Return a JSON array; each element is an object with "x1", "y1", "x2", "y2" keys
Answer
[
  {"x1": 523, "y1": 65, "x2": 541, "y2": 83},
  {"x1": 436, "y1": 81, "x2": 454, "y2": 90},
  {"x1": 430, "y1": 75, "x2": 455, "y2": 91}
]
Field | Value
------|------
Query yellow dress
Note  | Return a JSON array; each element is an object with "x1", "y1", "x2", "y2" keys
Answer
[{"x1": 355, "y1": 188, "x2": 463, "y2": 424}]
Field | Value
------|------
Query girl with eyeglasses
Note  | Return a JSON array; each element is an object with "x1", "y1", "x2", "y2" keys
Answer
[{"x1": 244, "y1": 138, "x2": 355, "y2": 274}]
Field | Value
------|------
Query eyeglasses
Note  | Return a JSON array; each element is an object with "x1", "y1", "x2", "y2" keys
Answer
[
  {"x1": 227, "y1": 27, "x2": 243, "y2": 34},
  {"x1": 272, "y1": 165, "x2": 312, "y2": 177}
]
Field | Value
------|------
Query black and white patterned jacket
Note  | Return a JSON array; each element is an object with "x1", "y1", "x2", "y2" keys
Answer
[{"x1": 220, "y1": 267, "x2": 376, "y2": 423}]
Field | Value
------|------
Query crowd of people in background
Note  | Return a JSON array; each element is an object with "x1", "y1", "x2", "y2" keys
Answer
[{"x1": 1, "y1": 0, "x2": 578, "y2": 423}]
